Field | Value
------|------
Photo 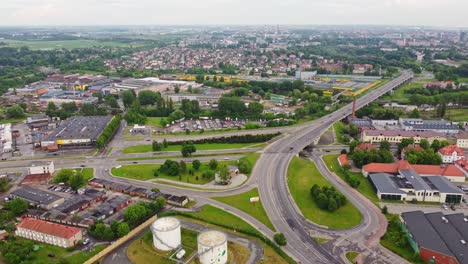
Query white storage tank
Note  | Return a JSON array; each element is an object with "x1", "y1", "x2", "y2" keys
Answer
[
  {"x1": 150, "y1": 217, "x2": 181, "y2": 251},
  {"x1": 197, "y1": 230, "x2": 228, "y2": 264}
]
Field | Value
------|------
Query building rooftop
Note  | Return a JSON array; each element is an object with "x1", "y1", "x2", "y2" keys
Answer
[
  {"x1": 29, "y1": 161, "x2": 53, "y2": 167},
  {"x1": 364, "y1": 129, "x2": 446, "y2": 138},
  {"x1": 46, "y1": 116, "x2": 113, "y2": 142},
  {"x1": 17, "y1": 217, "x2": 81, "y2": 239},
  {"x1": 439, "y1": 145, "x2": 465, "y2": 156},
  {"x1": 425, "y1": 176, "x2": 463, "y2": 194},
  {"x1": 363, "y1": 160, "x2": 466, "y2": 178},
  {"x1": 368, "y1": 173, "x2": 407, "y2": 194},
  {"x1": 401, "y1": 211, "x2": 455, "y2": 258},
  {"x1": 10, "y1": 186, "x2": 63, "y2": 206}
]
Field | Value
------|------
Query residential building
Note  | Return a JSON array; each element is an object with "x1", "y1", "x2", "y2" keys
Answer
[
  {"x1": 457, "y1": 132, "x2": 468, "y2": 149},
  {"x1": 295, "y1": 70, "x2": 317, "y2": 80},
  {"x1": 10, "y1": 186, "x2": 64, "y2": 209},
  {"x1": 337, "y1": 154, "x2": 349, "y2": 167},
  {"x1": 401, "y1": 211, "x2": 468, "y2": 264},
  {"x1": 362, "y1": 130, "x2": 447, "y2": 144},
  {"x1": 16, "y1": 218, "x2": 82, "y2": 248},
  {"x1": 28, "y1": 161, "x2": 55, "y2": 175},
  {"x1": 362, "y1": 160, "x2": 466, "y2": 182},
  {"x1": 438, "y1": 145, "x2": 465, "y2": 164}
]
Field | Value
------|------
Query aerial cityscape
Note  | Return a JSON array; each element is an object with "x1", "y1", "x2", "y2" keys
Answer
[{"x1": 0, "y1": 1, "x2": 468, "y2": 264}]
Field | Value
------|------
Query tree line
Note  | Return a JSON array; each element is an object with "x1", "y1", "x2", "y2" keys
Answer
[{"x1": 96, "y1": 115, "x2": 122, "y2": 149}]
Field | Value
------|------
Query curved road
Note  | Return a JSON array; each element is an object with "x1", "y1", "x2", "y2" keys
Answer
[{"x1": 0, "y1": 72, "x2": 413, "y2": 264}]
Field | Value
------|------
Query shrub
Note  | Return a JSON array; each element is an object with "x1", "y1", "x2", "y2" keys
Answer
[{"x1": 274, "y1": 233, "x2": 287, "y2": 246}]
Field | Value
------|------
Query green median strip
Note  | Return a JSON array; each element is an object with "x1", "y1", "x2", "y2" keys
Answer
[
  {"x1": 287, "y1": 157, "x2": 362, "y2": 229},
  {"x1": 213, "y1": 188, "x2": 276, "y2": 231}
]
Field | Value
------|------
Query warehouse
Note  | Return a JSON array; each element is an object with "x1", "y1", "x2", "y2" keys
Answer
[
  {"x1": 10, "y1": 186, "x2": 64, "y2": 209},
  {"x1": 401, "y1": 211, "x2": 468, "y2": 264},
  {"x1": 41, "y1": 116, "x2": 113, "y2": 149}
]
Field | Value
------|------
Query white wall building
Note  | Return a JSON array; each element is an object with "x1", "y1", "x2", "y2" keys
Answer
[
  {"x1": 438, "y1": 145, "x2": 465, "y2": 164},
  {"x1": 28, "y1": 161, "x2": 55, "y2": 175},
  {"x1": 16, "y1": 218, "x2": 82, "y2": 248}
]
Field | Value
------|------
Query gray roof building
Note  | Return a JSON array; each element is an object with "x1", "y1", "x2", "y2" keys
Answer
[
  {"x1": 10, "y1": 186, "x2": 64, "y2": 209},
  {"x1": 368, "y1": 173, "x2": 406, "y2": 195},
  {"x1": 44, "y1": 116, "x2": 113, "y2": 144}
]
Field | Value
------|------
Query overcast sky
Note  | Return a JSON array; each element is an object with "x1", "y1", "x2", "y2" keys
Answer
[{"x1": 1, "y1": 0, "x2": 467, "y2": 28}]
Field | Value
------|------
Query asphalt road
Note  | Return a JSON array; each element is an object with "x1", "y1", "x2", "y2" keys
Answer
[
  {"x1": 0, "y1": 72, "x2": 413, "y2": 264},
  {"x1": 254, "y1": 71, "x2": 413, "y2": 264}
]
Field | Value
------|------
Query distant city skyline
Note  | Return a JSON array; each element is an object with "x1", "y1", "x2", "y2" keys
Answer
[{"x1": 1, "y1": 0, "x2": 468, "y2": 28}]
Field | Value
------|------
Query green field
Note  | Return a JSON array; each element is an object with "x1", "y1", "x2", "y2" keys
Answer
[
  {"x1": 0, "y1": 117, "x2": 26, "y2": 124},
  {"x1": 423, "y1": 108, "x2": 468, "y2": 122},
  {"x1": 145, "y1": 117, "x2": 164, "y2": 128},
  {"x1": 4, "y1": 237, "x2": 106, "y2": 264},
  {"x1": 287, "y1": 157, "x2": 362, "y2": 229},
  {"x1": 322, "y1": 155, "x2": 379, "y2": 204},
  {"x1": 127, "y1": 228, "x2": 198, "y2": 264},
  {"x1": 333, "y1": 122, "x2": 346, "y2": 144},
  {"x1": 122, "y1": 142, "x2": 262, "y2": 154},
  {"x1": 345, "y1": 251, "x2": 359, "y2": 263},
  {"x1": 111, "y1": 161, "x2": 231, "y2": 184},
  {"x1": 0, "y1": 39, "x2": 137, "y2": 50},
  {"x1": 214, "y1": 188, "x2": 275, "y2": 231},
  {"x1": 378, "y1": 82, "x2": 423, "y2": 103}
]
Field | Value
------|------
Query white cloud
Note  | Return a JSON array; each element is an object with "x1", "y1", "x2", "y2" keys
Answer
[{"x1": 0, "y1": 0, "x2": 466, "y2": 27}]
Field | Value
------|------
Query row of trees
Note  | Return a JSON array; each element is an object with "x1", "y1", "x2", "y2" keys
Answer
[
  {"x1": 95, "y1": 115, "x2": 121, "y2": 149},
  {"x1": 351, "y1": 148, "x2": 394, "y2": 168},
  {"x1": 167, "y1": 133, "x2": 280, "y2": 145},
  {"x1": 310, "y1": 184, "x2": 347, "y2": 212}
]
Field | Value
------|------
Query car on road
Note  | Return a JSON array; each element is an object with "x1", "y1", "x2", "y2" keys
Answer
[
  {"x1": 1, "y1": 157, "x2": 6, "y2": 161},
  {"x1": 80, "y1": 164, "x2": 86, "y2": 167},
  {"x1": 223, "y1": 157, "x2": 229, "y2": 160},
  {"x1": 83, "y1": 238, "x2": 90, "y2": 245},
  {"x1": 133, "y1": 161, "x2": 138, "y2": 164}
]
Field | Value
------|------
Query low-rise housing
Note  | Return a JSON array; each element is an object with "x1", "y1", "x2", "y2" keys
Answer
[
  {"x1": 28, "y1": 161, "x2": 55, "y2": 175},
  {"x1": 438, "y1": 145, "x2": 465, "y2": 164},
  {"x1": 457, "y1": 132, "x2": 468, "y2": 149},
  {"x1": 16, "y1": 217, "x2": 82, "y2": 248}
]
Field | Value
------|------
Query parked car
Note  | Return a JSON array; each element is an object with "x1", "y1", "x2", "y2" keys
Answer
[{"x1": 83, "y1": 238, "x2": 90, "y2": 245}]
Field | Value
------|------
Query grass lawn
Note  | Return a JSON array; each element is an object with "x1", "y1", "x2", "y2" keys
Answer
[
  {"x1": 345, "y1": 251, "x2": 359, "y2": 263},
  {"x1": 122, "y1": 142, "x2": 261, "y2": 154},
  {"x1": 378, "y1": 82, "x2": 423, "y2": 104},
  {"x1": 238, "y1": 152, "x2": 260, "y2": 176},
  {"x1": 214, "y1": 188, "x2": 276, "y2": 231},
  {"x1": 287, "y1": 157, "x2": 362, "y2": 229},
  {"x1": 127, "y1": 228, "x2": 249, "y2": 264},
  {"x1": 112, "y1": 161, "x2": 231, "y2": 184},
  {"x1": 0, "y1": 117, "x2": 26, "y2": 124},
  {"x1": 381, "y1": 215, "x2": 425, "y2": 264},
  {"x1": 145, "y1": 117, "x2": 164, "y2": 128},
  {"x1": 127, "y1": 228, "x2": 197, "y2": 264},
  {"x1": 8, "y1": 238, "x2": 106, "y2": 264},
  {"x1": 161, "y1": 205, "x2": 294, "y2": 264},
  {"x1": 333, "y1": 122, "x2": 346, "y2": 144},
  {"x1": 322, "y1": 155, "x2": 379, "y2": 204}
]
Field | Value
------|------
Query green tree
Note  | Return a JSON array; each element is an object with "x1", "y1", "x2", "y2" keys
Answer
[
  {"x1": 380, "y1": 140, "x2": 390, "y2": 151},
  {"x1": 174, "y1": 86, "x2": 180, "y2": 93},
  {"x1": 5, "y1": 198, "x2": 28, "y2": 216},
  {"x1": 162, "y1": 139, "x2": 169, "y2": 148},
  {"x1": 181, "y1": 141, "x2": 196, "y2": 157},
  {"x1": 68, "y1": 171, "x2": 85, "y2": 190},
  {"x1": 152, "y1": 141, "x2": 162, "y2": 151},
  {"x1": 179, "y1": 161, "x2": 187, "y2": 174},
  {"x1": 192, "y1": 160, "x2": 201, "y2": 170},
  {"x1": 155, "y1": 196, "x2": 166, "y2": 209},
  {"x1": 120, "y1": 90, "x2": 136, "y2": 108},
  {"x1": 274, "y1": 233, "x2": 287, "y2": 246},
  {"x1": 209, "y1": 159, "x2": 218, "y2": 170},
  {"x1": 117, "y1": 222, "x2": 130, "y2": 237},
  {"x1": 327, "y1": 197, "x2": 338, "y2": 212},
  {"x1": 138, "y1": 90, "x2": 159, "y2": 105},
  {"x1": 5, "y1": 106, "x2": 25, "y2": 119},
  {"x1": 79, "y1": 103, "x2": 97, "y2": 116},
  {"x1": 316, "y1": 193, "x2": 329, "y2": 210},
  {"x1": 124, "y1": 203, "x2": 148, "y2": 226},
  {"x1": 218, "y1": 165, "x2": 230, "y2": 182},
  {"x1": 419, "y1": 139, "x2": 430, "y2": 150}
]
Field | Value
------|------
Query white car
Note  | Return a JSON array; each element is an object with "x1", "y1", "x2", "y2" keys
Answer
[{"x1": 83, "y1": 238, "x2": 90, "y2": 245}]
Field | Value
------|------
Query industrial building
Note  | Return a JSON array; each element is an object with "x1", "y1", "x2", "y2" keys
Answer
[
  {"x1": 41, "y1": 116, "x2": 113, "y2": 149},
  {"x1": 26, "y1": 114, "x2": 51, "y2": 129},
  {"x1": 10, "y1": 186, "x2": 64, "y2": 209},
  {"x1": 399, "y1": 118, "x2": 459, "y2": 134},
  {"x1": 401, "y1": 211, "x2": 468, "y2": 264},
  {"x1": 16, "y1": 217, "x2": 82, "y2": 248},
  {"x1": 362, "y1": 129, "x2": 447, "y2": 144}
]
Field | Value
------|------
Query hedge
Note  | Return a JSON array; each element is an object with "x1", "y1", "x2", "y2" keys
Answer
[{"x1": 166, "y1": 133, "x2": 281, "y2": 145}]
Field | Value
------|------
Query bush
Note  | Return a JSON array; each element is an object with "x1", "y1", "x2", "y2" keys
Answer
[
  {"x1": 310, "y1": 184, "x2": 346, "y2": 212},
  {"x1": 274, "y1": 233, "x2": 287, "y2": 246}
]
